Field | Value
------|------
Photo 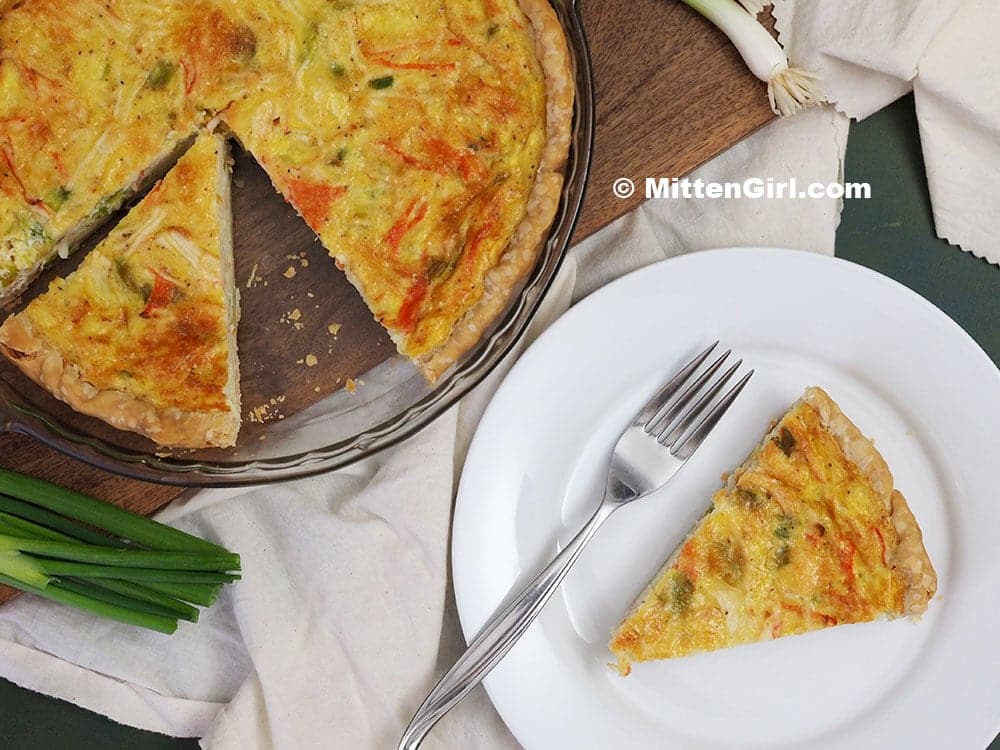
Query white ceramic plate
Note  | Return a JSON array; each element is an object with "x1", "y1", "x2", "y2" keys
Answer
[{"x1": 452, "y1": 248, "x2": 1000, "y2": 750}]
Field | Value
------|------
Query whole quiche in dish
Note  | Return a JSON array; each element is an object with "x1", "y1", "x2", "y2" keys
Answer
[{"x1": 0, "y1": 0, "x2": 574, "y2": 446}]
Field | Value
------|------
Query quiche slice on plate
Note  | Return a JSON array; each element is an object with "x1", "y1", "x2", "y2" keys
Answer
[
  {"x1": 0, "y1": 131, "x2": 241, "y2": 449},
  {"x1": 609, "y1": 387, "x2": 937, "y2": 675}
]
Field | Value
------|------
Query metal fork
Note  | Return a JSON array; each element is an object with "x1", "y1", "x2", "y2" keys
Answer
[{"x1": 398, "y1": 343, "x2": 752, "y2": 750}]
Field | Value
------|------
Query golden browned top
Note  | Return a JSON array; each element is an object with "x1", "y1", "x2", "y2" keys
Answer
[
  {"x1": 17, "y1": 133, "x2": 232, "y2": 413},
  {"x1": 611, "y1": 396, "x2": 916, "y2": 670}
]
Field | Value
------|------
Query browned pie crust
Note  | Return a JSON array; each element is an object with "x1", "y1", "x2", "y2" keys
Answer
[
  {"x1": 0, "y1": 316, "x2": 238, "y2": 448},
  {"x1": 414, "y1": 0, "x2": 574, "y2": 381}
]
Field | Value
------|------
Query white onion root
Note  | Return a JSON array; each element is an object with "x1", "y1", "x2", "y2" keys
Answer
[
  {"x1": 768, "y1": 65, "x2": 824, "y2": 117},
  {"x1": 683, "y1": 0, "x2": 824, "y2": 117}
]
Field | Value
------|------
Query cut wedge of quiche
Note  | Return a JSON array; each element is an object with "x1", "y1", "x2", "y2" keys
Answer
[
  {"x1": 609, "y1": 387, "x2": 937, "y2": 675},
  {"x1": 0, "y1": 131, "x2": 241, "y2": 448}
]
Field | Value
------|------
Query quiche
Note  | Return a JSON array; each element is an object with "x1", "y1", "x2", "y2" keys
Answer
[
  {"x1": 609, "y1": 387, "x2": 937, "y2": 675},
  {"x1": 0, "y1": 0, "x2": 205, "y2": 308},
  {"x1": 0, "y1": 131, "x2": 241, "y2": 448},
  {"x1": 1, "y1": 0, "x2": 573, "y2": 384}
]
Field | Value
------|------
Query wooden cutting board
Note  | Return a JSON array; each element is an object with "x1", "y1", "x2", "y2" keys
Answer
[{"x1": 0, "y1": 0, "x2": 773, "y2": 603}]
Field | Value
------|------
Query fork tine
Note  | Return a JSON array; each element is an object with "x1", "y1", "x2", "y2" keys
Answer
[
  {"x1": 657, "y1": 359, "x2": 742, "y2": 445},
  {"x1": 632, "y1": 342, "x2": 718, "y2": 428},
  {"x1": 646, "y1": 349, "x2": 731, "y2": 435},
  {"x1": 670, "y1": 370, "x2": 754, "y2": 459}
]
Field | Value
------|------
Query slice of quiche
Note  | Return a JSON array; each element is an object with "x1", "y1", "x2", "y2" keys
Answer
[
  {"x1": 609, "y1": 387, "x2": 937, "y2": 675},
  {"x1": 0, "y1": 131, "x2": 241, "y2": 449}
]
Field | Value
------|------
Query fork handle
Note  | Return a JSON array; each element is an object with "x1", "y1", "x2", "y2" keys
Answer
[{"x1": 398, "y1": 499, "x2": 618, "y2": 750}]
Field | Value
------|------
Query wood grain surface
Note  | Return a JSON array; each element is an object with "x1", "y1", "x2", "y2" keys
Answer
[{"x1": 0, "y1": 0, "x2": 773, "y2": 604}]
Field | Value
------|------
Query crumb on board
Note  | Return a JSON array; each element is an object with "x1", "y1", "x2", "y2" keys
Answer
[
  {"x1": 314, "y1": 386, "x2": 321, "y2": 393},
  {"x1": 305, "y1": 354, "x2": 318, "y2": 367},
  {"x1": 345, "y1": 378, "x2": 356, "y2": 393},
  {"x1": 248, "y1": 403, "x2": 271, "y2": 424},
  {"x1": 280, "y1": 308, "x2": 304, "y2": 330},
  {"x1": 328, "y1": 323, "x2": 341, "y2": 335},
  {"x1": 283, "y1": 266, "x2": 297, "y2": 279},
  {"x1": 248, "y1": 395, "x2": 287, "y2": 424},
  {"x1": 246, "y1": 263, "x2": 263, "y2": 289},
  {"x1": 307, "y1": 292, "x2": 315, "y2": 298}
]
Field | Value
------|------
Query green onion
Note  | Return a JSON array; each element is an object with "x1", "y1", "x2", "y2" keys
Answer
[
  {"x1": 143, "y1": 580, "x2": 224, "y2": 607},
  {"x1": 31, "y1": 561, "x2": 240, "y2": 584},
  {"x1": 1, "y1": 538, "x2": 240, "y2": 571},
  {"x1": 55, "y1": 579, "x2": 196, "y2": 622},
  {"x1": 0, "y1": 495, "x2": 126, "y2": 547},
  {"x1": 736, "y1": 0, "x2": 765, "y2": 14},
  {"x1": 144, "y1": 60, "x2": 176, "y2": 90},
  {"x1": 680, "y1": 0, "x2": 822, "y2": 116},
  {"x1": 43, "y1": 186, "x2": 71, "y2": 212},
  {"x1": 0, "y1": 469, "x2": 226, "y2": 553},
  {"x1": 0, "y1": 573, "x2": 178, "y2": 634},
  {"x1": 368, "y1": 75, "x2": 394, "y2": 90},
  {"x1": 0, "y1": 469, "x2": 241, "y2": 633},
  {"x1": 83, "y1": 579, "x2": 199, "y2": 621}
]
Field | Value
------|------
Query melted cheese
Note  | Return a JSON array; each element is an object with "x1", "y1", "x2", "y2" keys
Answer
[
  {"x1": 20, "y1": 133, "x2": 233, "y2": 413},
  {"x1": 610, "y1": 398, "x2": 907, "y2": 669}
]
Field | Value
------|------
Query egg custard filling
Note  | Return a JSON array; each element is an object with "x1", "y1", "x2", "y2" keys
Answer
[
  {"x1": 0, "y1": 131, "x2": 240, "y2": 448},
  {"x1": 1, "y1": 0, "x2": 573, "y2": 383},
  {"x1": 0, "y1": 0, "x2": 206, "y2": 305},
  {"x1": 609, "y1": 387, "x2": 937, "y2": 675}
]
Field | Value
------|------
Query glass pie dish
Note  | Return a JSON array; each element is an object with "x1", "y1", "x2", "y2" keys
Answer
[{"x1": 0, "y1": 1, "x2": 595, "y2": 487}]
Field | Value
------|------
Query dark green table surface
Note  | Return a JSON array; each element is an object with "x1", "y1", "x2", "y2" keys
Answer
[{"x1": 1, "y1": 95, "x2": 998, "y2": 749}]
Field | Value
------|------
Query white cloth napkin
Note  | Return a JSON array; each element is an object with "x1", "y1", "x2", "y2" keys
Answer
[
  {"x1": 0, "y1": 104, "x2": 847, "y2": 749},
  {"x1": 772, "y1": 0, "x2": 964, "y2": 120},
  {"x1": 772, "y1": 0, "x2": 1000, "y2": 264},
  {"x1": 913, "y1": 0, "x2": 1000, "y2": 265}
]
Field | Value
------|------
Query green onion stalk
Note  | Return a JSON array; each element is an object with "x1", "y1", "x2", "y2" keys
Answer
[
  {"x1": 0, "y1": 469, "x2": 240, "y2": 634},
  {"x1": 681, "y1": 0, "x2": 823, "y2": 116}
]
